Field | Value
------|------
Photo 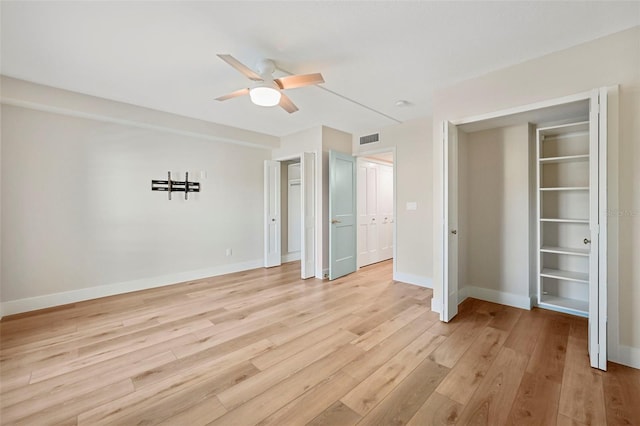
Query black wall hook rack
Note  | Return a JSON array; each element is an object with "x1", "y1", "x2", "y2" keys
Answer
[{"x1": 152, "y1": 171, "x2": 200, "y2": 200}]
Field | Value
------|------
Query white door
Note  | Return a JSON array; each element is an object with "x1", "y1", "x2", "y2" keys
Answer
[
  {"x1": 329, "y1": 150, "x2": 357, "y2": 280},
  {"x1": 588, "y1": 89, "x2": 607, "y2": 370},
  {"x1": 357, "y1": 159, "x2": 379, "y2": 266},
  {"x1": 300, "y1": 152, "x2": 316, "y2": 279},
  {"x1": 442, "y1": 121, "x2": 459, "y2": 322},
  {"x1": 264, "y1": 160, "x2": 281, "y2": 268},
  {"x1": 378, "y1": 164, "x2": 394, "y2": 261}
]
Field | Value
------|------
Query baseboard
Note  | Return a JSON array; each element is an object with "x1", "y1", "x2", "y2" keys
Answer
[
  {"x1": 0, "y1": 259, "x2": 263, "y2": 316},
  {"x1": 393, "y1": 272, "x2": 433, "y2": 289},
  {"x1": 609, "y1": 343, "x2": 640, "y2": 369},
  {"x1": 282, "y1": 252, "x2": 301, "y2": 263},
  {"x1": 459, "y1": 285, "x2": 533, "y2": 310}
]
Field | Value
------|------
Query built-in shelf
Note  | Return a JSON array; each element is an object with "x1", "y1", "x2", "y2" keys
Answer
[
  {"x1": 540, "y1": 268, "x2": 589, "y2": 283},
  {"x1": 538, "y1": 121, "x2": 589, "y2": 135},
  {"x1": 540, "y1": 246, "x2": 590, "y2": 256},
  {"x1": 539, "y1": 154, "x2": 589, "y2": 164},
  {"x1": 537, "y1": 118, "x2": 595, "y2": 325},
  {"x1": 539, "y1": 296, "x2": 588, "y2": 317},
  {"x1": 539, "y1": 218, "x2": 589, "y2": 224},
  {"x1": 539, "y1": 187, "x2": 589, "y2": 191}
]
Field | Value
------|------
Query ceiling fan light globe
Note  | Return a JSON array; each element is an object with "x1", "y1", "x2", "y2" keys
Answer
[{"x1": 249, "y1": 86, "x2": 281, "y2": 107}]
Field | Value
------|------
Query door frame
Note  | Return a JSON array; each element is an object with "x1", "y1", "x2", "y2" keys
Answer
[
  {"x1": 355, "y1": 148, "x2": 397, "y2": 275},
  {"x1": 441, "y1": 88, "x2": 608, "y2": 370},
  {"x1": 271, "y1": 152, "x2": 321, "y2": 279}
]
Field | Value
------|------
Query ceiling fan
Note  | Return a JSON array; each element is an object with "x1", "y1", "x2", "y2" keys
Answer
[{"x1": 215, "y1": 54, "x2": 324, "y2": 113}]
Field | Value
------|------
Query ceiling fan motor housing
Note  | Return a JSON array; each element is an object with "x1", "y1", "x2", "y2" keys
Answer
[{"x1": 256, "y1": 59, "x2": 277, "y2": 77}]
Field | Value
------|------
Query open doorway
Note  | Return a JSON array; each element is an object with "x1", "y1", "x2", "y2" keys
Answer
[
  {"x1": 356, "y1": 151, "x2": 395, "y2": 269},
  {"x1": 281, "y1": 160, "x2": 302, "y2": 263},
  {"x1": 264, "y1": 153, "x2": 316, "y2": 279},
  {"x1": 441, "y1": 88, "x2": 609, "y2": 370}
]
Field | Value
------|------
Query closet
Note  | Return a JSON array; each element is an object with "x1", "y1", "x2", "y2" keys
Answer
[
  {"x1": 537, "y1": 122, "x2": 591, "y2": 315},
  {"x1": 280, "y1": 161, "x2": 301, "y2": 262},
  {"x1": 443, "y1": 88, "x2": 607, "y2": 370},
  {"x1": 357, "y1": 157, "x2": 393, "y2": 267},
  {"x1": 287, "y1": 163, "x2": 301, "y2": 254}
]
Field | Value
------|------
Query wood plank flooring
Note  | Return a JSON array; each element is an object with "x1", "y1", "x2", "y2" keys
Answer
[{"x1": 1, "y1": 261, "x2": 638, "y2": 425}]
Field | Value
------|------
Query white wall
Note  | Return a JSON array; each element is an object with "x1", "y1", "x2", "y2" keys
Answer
[
  {"x1": 1, "y1": 80, "x2": 274, "y2": 315},
  {"x1": 433, "y1": 26, "x2": 640, "y2": 367},
  {"x1": 353, "y1": 117, "x2": 433, "y2": 287},
  {"x1": 460, "y1": 125, "x2": 532, "y2": 305}
]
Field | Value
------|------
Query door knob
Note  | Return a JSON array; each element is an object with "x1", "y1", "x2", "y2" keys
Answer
[
  {"x1": 584, "y1": 238, "x2": 591, "y2": 245},
  {"x1": 331, "y1": 219, "x2": 341, "y2": 224},
  {"x1": 451, "y1": 230, "x2": 457, "y2": 235},
  {"x1": 271, "y1": 218, "x2": 275, "y2": 222}
]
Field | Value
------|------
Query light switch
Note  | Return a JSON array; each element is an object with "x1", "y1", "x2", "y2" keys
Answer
[{"x1": 406, "y1": 202, "x2": 417, "y2": 211}]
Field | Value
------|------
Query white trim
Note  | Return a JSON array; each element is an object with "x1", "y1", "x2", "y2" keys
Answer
[
  {"x1": 393, "y1": 272, "x2": 432, "y2": 289},
  {"x1": 1, "y1": 259, "x2": 262, "y2": 316},
  {"x1": 597, "y1": 87, "x2": 609, "y2": 370},
  {"x1": 0, "y1": 98, "x2": 275, "y2": 150},
  {"x1": 431, "y1": 297, "x2": 442, "y2": 314},
  {"x1": 609, "y1": 344, "x2": 640, "y2": 370},
  {"x1": 458, "y1": 286, "x2": 533, "y2": 311},
  {"x1": 450, "y1": 90, "x2": 593, "y2": 126},
  {"x1": 282, "y1": 252, "x2": 301, "y2": 263}
]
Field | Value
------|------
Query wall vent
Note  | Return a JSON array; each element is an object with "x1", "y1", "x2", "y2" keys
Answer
[{"x1": 359, "y1": 133, "x2": 380, "y2": 145}]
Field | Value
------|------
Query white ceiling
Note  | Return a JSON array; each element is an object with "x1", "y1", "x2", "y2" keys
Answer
[{"x1": 1, "y1": 1, "x2": 638, "y2": 138}]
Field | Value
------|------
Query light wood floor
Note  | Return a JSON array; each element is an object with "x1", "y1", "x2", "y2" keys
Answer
[{"x1": 1, "y1": 261, "x2": 638, "y2": 425}]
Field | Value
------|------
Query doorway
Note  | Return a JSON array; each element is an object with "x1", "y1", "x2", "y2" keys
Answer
[
  {"x1": 441, "y1": 88, "x2": 608, "y2": 370},
  {"x1": 264, "y1": 153, "x2": 316, "y2": 279},
  {"x1": 356, "y1": 151, "x2": 395, "y2": 268}
]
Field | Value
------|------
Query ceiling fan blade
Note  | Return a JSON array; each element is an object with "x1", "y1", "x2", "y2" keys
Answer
[
  {"x1": 217, "y1": 54, "x2": 263, "y2": 81},
  {"x1": 215, "y1": 88, "x2": 250, "y2": 101},
  {"x1": 275, "y1": 73, "x2": 324, "y2": 90},
  {"x1": 279, "y1": 93, "x2": 299, "y2": 113}
]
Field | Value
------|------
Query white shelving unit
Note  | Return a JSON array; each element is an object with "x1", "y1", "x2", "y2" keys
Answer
[{"x1": 537, "y1": 121, "x2": 591, "y2": 317}]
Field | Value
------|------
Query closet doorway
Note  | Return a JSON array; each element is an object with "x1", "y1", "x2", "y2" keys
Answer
[
  {"x1": 441, "y1": 88, "x2": 609, "y2": 370},
  {"x1": 357, "y1": 151, "x2": 395, "y2": 268},
  {"x1": 264, "y1": 153, "x2": 316, "y2": 279}
]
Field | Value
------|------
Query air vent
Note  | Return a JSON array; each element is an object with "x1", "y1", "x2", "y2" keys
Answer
[{"x1": 359, "y1": 133, "x2": 380, "y2": 145}]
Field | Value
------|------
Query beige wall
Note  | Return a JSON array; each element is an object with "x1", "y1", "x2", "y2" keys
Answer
[
  {"x1": 461, "y1": 125, "x2": 532, "y2": 298},
  {"x1": 1, "y1": 103, "x2": 270, "y2": 314},
  {"x1": 0, "y1": 77, "x2": 278, "y2": 315},
  {"x1": 354, "y1": 117, "x2": 433, "y2": 285},
  {"x1": 433, "y1": 26, "x2": 640, "y2": 365}
]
